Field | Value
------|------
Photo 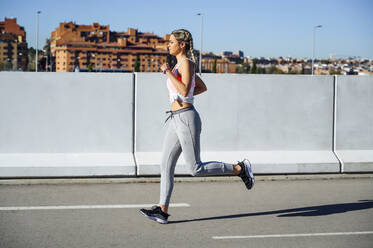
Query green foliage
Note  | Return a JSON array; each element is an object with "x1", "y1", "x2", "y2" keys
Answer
[
  {"x1": 243, "y1": 63, "x2": 250, "y2": 73},
  {"x1": 43, "y1": 39, "x2": 51, "y2": 54},
  {"x1": 27, "y1": 47, "x2": 42, "y2": 71},
  {"x1": 301, "y1": 64, "x2": 305, "y2": 74},
  {"x1": 88, "y1": 63, "x2": 93, "y2": 72},
  {"x1": 0, "y1": 61, "x2": 13, "y2": 71},
  {"x1": 212, "y1": 57, "x2": 217, "y2": 73},
  {"x1": 28, "y1": 47, "x2": 36, "y2": 55},
  {"x1": 267, "y1": 65, "x2": 276, "y2": 74},
  {"x1": 257, "y1": 67, "x2": 265, "y2": 74},
  {"x1": 236, "y1": 62, "x2": 251, "y2": 74},
  {"x1": 134, "y1": 55, "x2": 140, "y2": 72},
  {"x1": 250, "y1": 59, "x2": 257, "y2": 74}
]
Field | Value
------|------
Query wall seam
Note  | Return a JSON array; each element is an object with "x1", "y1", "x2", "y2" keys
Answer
[
  {"x1": 332, "y1": 75, "x2": 343, "y2": 173},
  {"x1": 132, "y1": 73, "x2": 138, "y2": 176}
]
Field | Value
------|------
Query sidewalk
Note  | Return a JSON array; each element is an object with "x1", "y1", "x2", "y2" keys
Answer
[{"x1": 1, "y1": 173, "x2": 372, "y2": 185}]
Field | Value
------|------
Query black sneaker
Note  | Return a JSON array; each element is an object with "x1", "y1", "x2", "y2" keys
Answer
[
  {"x1": 140, "y1": 205, "x2": 170, "y2": 224},
  {"x1": 238, "y1": 159, "x2": 255, "y2": 190}
]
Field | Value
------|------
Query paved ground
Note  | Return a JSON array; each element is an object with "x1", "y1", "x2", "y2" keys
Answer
[{"x1": 0, "y1": 177, "x2": 372, "y2": 248}]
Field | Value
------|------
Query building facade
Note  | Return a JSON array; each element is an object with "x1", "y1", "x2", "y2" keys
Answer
[
  {"x1": 201, "y1": 52, "x2": 236, "y2": 73},
  {"x1": 50, "y1": 22, "x2": 170, "y2": 72},
  {"x1": 0, "y1": 18, "x2": 28, "y2": 71}
]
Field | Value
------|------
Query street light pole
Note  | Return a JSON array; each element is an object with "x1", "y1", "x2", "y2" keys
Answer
[
  {"x1": 36, "y1": 11, "x2": 41, "y2": 72},
  {"x1": 197, "y1": 13, "x2": 203, "y2": 76},
  {"x1": 312, "y1": 25, "x2": 322, "y2": 75}
]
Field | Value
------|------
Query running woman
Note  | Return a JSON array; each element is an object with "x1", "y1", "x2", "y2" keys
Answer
[{"x1": 140, "y1": 29, "x2": 254, "y2": 224}]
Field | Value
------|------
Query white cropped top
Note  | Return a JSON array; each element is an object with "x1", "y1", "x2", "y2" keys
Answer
[{"x1": 166, "y1": 59, "x2": 195, "y2": 104}]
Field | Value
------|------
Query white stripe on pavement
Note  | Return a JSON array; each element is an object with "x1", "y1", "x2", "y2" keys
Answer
[
  {"x1": 0, "y1": 203, "x2": 190, "y2": 211},
  {"x1": 212, "y1": 231, "x2": 373, "y2": 239}
]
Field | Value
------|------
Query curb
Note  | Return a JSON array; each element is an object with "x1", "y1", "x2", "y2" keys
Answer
[{"x1": 0, "y1": 173, "x2": 372, "y2": 185}]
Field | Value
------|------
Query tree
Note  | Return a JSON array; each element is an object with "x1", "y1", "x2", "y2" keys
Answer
[
  {"x1": 134, "y1": 55, "x2": 140, "y2": 72},
  {"x1": 212, "y1": 56, "x2": 217, "y2": 73},
  {"x1": 88, "y1": 63, "x2": 93, "y2": 72},
  {"x1": 257, "y1": 66, "x2": 265, "y2": 74},
  {"x1": 27, "y1": 47, "x2": 42, "y2": 71},
  {"x1": 28, "y1": 47, "x2": 36, "y2": 71},
  {"x1": 250, "y1": 59, "x2": 257, "y2": 74},
  {"x1": 268, "y1": 65, "x2": 277, "y2": 74},
  {"x1": 43, "y1": 39, "x2": 51, "y2": 71},
  {"x1": 0, "y1": 61, "x2": 12, "y2": 71}
]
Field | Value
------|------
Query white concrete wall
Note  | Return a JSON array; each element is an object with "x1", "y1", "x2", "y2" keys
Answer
[
  {"x1": 135, "y1": 74, "x2": 340, "y2": 175},
  {"x1": 1, "y1": 72, "x2": 371, "y2": 178},
  {"x1": 335, "y1": 76, "x2": 373, "y2": 172},
  {"x1": 0, "y1": 72, "x2": 135, "y2": 177}
]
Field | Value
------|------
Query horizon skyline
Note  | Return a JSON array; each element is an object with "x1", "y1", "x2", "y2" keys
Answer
[{"x1": 1, "y1": 0, "x2": 373, "y2": 59}]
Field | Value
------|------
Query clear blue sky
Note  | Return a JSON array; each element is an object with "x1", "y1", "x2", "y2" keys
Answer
[{"x1": 1, "y1": 0, "x2": 372, "y2": 59}]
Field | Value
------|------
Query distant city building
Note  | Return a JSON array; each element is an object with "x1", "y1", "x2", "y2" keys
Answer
[
  {"x1": 50, "y1": 22, "x2": 170, "y2": 72},
  {"x1": 201, "y1": 52, "x2": 236, "y2": 73},
  {"x1": 0, "y1": 17, "x2": 28, "y2": 70},
  {"x1": 237, "y1": 50, "x2": 244, "y2": 58},
  {"x1": 222, "y1": 51, "x2": 233, "y2": 57}
]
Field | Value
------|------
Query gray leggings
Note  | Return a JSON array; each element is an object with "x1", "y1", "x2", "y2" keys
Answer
[{"x1": 159, "y1": 106, "x2": 234, "y2": 206}]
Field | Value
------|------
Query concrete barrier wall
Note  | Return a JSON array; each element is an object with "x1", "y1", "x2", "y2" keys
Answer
[
  {"x1": 136, "y1": 74, "x2": 340, "y2": 175},
  {"x1": 335, "y1": 76, "x2": 373, "y2": 172},
  {"x1": 0, "y1": 72, "x2": 135, "y2": 177},
  {"x1": 1, "y1": 72, "x2": 371, "y2": 177}
]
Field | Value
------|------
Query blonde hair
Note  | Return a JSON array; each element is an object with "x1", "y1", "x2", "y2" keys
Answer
[{"x1": 171, "y1": 29, "x2": 197, "y2": 64}]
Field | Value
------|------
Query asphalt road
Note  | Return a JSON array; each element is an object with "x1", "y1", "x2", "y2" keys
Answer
[{"x1": 1, "y1": 178, "x2": 372, "y2": 248}]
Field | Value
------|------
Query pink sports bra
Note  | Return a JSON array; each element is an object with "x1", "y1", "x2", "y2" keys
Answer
[{"x1": 166, "y1": 58, "x2": 195, "y2": 104}]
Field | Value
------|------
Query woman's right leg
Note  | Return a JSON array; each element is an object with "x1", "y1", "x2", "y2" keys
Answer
[
  {"x1": 175, "y1": 109, "x2": 235, "y2": 176},
  {"x1": 159, "y1": 120, "x2": 182, "y2": 213}
]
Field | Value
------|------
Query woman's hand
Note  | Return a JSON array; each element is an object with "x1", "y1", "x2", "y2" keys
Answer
[{"x1": 160, "y1": 63, "x2": 171, "y2": 74}]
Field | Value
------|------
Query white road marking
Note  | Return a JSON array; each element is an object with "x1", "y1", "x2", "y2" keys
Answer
[
  {"x1": 212, "y1": 231, "x2": 373, "y2": 239},
  {"x1": 0, "y1": 203, "x2": 190, "y2": 211}
]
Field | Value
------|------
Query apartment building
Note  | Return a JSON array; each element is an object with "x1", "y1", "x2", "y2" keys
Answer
[
  {"x1": 201, "y1": 52, "x2": 236, "y2": 73},
  {"x1": 0, "y1": 18, "x2": 28, "y2": 70},
  {"x1": 50, "y1": 22, "x2": 169, "y2": 72}
]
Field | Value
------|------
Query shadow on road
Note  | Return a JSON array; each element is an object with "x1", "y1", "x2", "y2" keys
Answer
[{"x1": 169, "y1": 200, "x2": 373, "y2": 224}]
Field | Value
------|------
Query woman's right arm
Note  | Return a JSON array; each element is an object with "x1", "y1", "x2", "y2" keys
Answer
[{"x1": 194, "y1": 75, "x2": 207, "y2": 96}]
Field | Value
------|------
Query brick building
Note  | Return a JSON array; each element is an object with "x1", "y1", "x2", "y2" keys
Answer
[
  {"x1": 0, "y1": 18, "x2": 28, "y2": 71},
  {"x1": 50, "y1": 22, "x2": 170, "y2": 72},
  {"x1": 201, "y1": 52, "x2": 236, "y2": 73}
]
